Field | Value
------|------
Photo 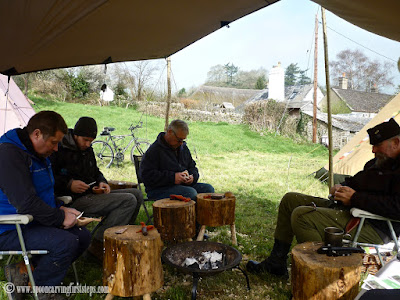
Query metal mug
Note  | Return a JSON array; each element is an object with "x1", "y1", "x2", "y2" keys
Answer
[{"x1": 324, "y1": 227, "x2": 345, "y2": 247}]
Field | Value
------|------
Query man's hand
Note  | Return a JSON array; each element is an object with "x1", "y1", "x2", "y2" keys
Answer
[
  {"x1": 334, "y1": 186, "x2": 355, "y2": 206},
  {"x1": 99, "y1": 182, "x2": 111, "y2": 194},
  {"x1": 183, "y1": 174, "x2": 194, "y2": 185},
  {"x1": 175, "y1": 172, "x2": 188, "y2": 184},
  {"x1": 70, "y1": 180, "x2": 90, "y2": 193},
  {"x1": 330, "y1": 184, "x2": 342, "y2": 195},
  {"x1": 60, "y1": 206, "x2": 80, "y2": 229}
]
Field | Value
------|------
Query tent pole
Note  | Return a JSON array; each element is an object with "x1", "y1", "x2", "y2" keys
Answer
[
  {"x1": 321, "y1": 7, "x2": 334, "y2": 189},
  {"x1": 312, "y1": 12, "x2": 318, "y2": 143},
  {"x1": 164, "y1": 56, "x2": 172, "y2": 131}
]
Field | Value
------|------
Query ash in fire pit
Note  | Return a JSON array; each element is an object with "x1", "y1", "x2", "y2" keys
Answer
[{"x1": 182, "y1": 251, "x2": 225, "y2": 270}]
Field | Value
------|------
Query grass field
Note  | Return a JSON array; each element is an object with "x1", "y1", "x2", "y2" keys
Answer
[{"x1": 0, "y1": 98, "x2": 332, "y2": 299}]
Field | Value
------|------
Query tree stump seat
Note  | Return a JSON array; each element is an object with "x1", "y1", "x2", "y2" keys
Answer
[
  {"x1": 103, "y1": 225, "x2": 163, "y2": 300},
  {"x1": 196, "y1": 193, "x2": 237, "y2": 245},
  {"x1": 152, "y1": 199, "x2": 196, "y2": 242},
  {"x1": 291, "y1": 241, "x2": 363, "y2": 300}
]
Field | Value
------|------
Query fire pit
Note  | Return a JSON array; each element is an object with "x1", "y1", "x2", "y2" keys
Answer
[{"x1": 162, "y1": 241, "x2": 250, "y2": 300}]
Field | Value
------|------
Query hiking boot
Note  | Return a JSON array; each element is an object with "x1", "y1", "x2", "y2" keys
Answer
[
  {"x1": 87, "y1": 238, "x2": 104, "y2": 262},
  {"x1": 4, "y1": 261, "x2": 29, "y2": 300},
  {"x1": 246, "y1": 258, "x2": 288, "y2": 276},
  {"x1": 246, "y1": 239, "x2": 290, "y2": 277}
]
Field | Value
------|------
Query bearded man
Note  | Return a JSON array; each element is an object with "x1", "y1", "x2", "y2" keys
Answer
[{"x1": 247, "y1": 118, "x2": 400, "y2": 277}]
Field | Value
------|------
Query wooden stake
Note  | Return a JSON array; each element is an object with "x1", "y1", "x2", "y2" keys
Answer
[
  {"x1": 312, "y1": 12, "x2": 319, "y2": 143},
  {"x1": 321, "y1": 7, "x2": 334, "y2": 189}
]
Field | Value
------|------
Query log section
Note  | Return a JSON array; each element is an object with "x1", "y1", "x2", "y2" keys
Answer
[
  {"x1": 108, "y1": 180, "x2": 138, "y2": 190},
  {"x1": 152, "y1": 199, "x2": 196, "y2": 242},
  {"x1": 103, "y1": 225, "x2": 163, "y2": 298},
  {"x1": 291, "y1": 241, "x2": 363, "y2": 300},
  {"x1": 196, "y1": 193, "x2": 237, "y2": 244}
]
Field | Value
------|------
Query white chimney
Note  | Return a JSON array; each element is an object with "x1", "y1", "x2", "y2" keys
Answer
[
  {"x1": 268, "y1": 62, "x2": 285, "y2": 102},
  {"x1": 338, "y1": 73, "x2": 348, "y2": 89}
]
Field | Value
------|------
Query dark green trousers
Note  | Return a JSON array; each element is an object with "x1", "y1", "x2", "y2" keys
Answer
[{"x1": 274, "y1": 192, "x2": 383, "y2": 245}]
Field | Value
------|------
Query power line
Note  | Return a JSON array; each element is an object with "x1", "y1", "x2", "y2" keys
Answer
[{"x1": 320, "y1": 21, "x2": 397, "y2": 63}]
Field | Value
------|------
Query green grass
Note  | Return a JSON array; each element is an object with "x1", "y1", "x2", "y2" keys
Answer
[{"x1": 1, "y1": 97, "x2": 332, "y2": 299}]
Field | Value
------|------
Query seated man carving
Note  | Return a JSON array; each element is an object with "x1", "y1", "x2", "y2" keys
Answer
[
  {"x1": 140, "y1": 119, "x2": 214, "y2": 200},
  {"x1": 247, "y1": 118, "x2": 400, "y2": 277},
  {"x1": 51, "y1": 117, "x2": 143, "y2": 260}
]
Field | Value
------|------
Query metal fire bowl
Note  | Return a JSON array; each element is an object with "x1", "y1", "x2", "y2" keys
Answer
[{"x1": 162, "y1": 241, "x2": 242, "y2": 276}]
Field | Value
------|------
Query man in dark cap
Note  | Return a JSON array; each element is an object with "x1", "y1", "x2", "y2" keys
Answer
[
  {"x1": 51, "y1": 117, "x2": 143, "y2": 260},
  {"x1": 247, "y1": 118, "x2": 400, "y2": 277}
]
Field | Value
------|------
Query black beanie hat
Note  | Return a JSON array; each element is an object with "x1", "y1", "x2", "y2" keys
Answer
[
  {"x1": 367, "y1": 118, "x2": 400, "y2": 145},
  {"x1": 74, "y1": 117, "x2": 98, "y2": 138}
]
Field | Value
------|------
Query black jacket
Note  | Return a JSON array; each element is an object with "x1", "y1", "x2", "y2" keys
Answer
[
  {"x1": 344, "y1": 156, "x2": 400, "y2": 239},
  {"x1": 50, "y1": 129, "x2": 107, "y2": 200},
  {"x1": 140, "y1": 132, "x2": 199, "y2": 193}
]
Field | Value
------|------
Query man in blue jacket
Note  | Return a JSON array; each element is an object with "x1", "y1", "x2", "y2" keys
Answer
[
  {"x1": 0, "y1": 111, "x2": 90, "y2": 300},
  {"x1": 140, "y1": 119, "x2": 214, "y2": 200}
]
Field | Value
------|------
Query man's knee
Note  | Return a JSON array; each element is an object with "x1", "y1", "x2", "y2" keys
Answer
[{"x1": 290, "y1": 206, "x2": 314, "y2": 228}]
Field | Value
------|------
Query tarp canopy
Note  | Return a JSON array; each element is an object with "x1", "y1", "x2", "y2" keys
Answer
[
  {"x1": 0, "y1": 74, "x2": 35, "y2": 135},
  {"x1": 0, "y1": 0, "x2": 278, "y2": 75},
  {"x1": 0, "y1": 0, "x2": 400, "y2": 76},
  {"x1": 316, "y1": 93, "x2": 400, "y2": 183}
]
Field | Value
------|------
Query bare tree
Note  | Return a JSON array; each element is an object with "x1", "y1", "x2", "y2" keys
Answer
[
  {"x1": 124, "y1": 61, "x2": 159, "y2": 102},
  {"x1": 330, "y1": 49, "x2": 394, "y2": 92}
]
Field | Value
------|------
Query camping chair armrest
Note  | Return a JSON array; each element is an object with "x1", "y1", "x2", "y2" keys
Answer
[
  {"x1": 0, "y1": 214, "x2": 33, "y2": 225},
  {"x1": 57, "y1": 196, "x2": 73, "y2": 205},
  {"x1": 350, "y1": 208, "x2": 400, "y2": 222}
]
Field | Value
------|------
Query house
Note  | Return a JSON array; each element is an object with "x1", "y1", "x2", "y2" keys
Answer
[
  {"x1": 300, "y1": 110, "x2": 372, "y2": 149},
  {"x1": 236, "y1": 83, "x2": 324, "y2": 114},
  {"x1": 284, "y1": 84, "x2": 324, "y2": 116},
  {"x1": 319, "y1": 76, "x2": 394, "y2": 117}
]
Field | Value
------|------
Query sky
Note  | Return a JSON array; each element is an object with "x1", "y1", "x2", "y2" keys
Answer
[{"x1": 147, "y1": 0, "x2": 400, "y2": 95}]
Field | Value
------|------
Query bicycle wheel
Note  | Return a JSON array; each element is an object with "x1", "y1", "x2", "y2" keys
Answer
[
  {"x1": 92, "y1": 141, "x2": 114, "y2": 168},
  {"x1": 130, "y1": 141, "x2": 150, "y2": 162}
]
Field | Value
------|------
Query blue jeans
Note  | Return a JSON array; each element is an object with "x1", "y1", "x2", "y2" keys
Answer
[
  {"x1": 0, "y1": 224, "x2": 90, "y2": 286},
  {"x1": 147, "y1": 183, "x2": 215, "y2": 200}
]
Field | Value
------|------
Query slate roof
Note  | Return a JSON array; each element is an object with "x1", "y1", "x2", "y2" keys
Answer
[
  {"x1": 332, "y1": 88, "x2": 393, "y2": 113},
  {"x1": 302, "y1": 110, "x2": 371, "y2": 132}
]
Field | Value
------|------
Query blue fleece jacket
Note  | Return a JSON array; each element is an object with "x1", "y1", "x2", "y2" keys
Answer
[{"x1": 0, "y1": 128, "x2": 64, "y2": 234}]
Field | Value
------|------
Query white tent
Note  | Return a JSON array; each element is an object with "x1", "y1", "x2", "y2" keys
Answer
[{"x1": 0, "y1": 74, "x2": 36, "y2": 135}]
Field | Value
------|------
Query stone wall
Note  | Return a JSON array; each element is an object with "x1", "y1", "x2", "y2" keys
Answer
[
  {"x1": 302, "y1": 115, "x2": 355, "y2": 150},
  {"x1": 136, "y1": 101, "x2": 242, "y2": 124}
]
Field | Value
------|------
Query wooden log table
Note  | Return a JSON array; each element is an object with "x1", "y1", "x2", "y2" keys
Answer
[
  {"x1": 152, "y1": 199, "x2": 196, "y2": 242},
  {"x1": 291, "y1": 241, "x2": 363, "y2": 300},
  {"x1": 103, "y1": 225, "x2": 163, "y2": 300},
  {"x1": 108, "y1": 180, "x2": 138, "y2": 190},
  {"x1": 196, "y1": 193, "x2": 237, "y2": 245}
]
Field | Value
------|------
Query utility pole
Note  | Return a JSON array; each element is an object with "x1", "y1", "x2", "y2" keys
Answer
[
  {"x1": 322, "y1": 7, "x2": 334, "y2": 189},
  {"x1": 313, "y1": 13, "x2": 318, "y2": 143},
  {"x1": 164, "y1": 56, "x2": 172, "y2": 131}
]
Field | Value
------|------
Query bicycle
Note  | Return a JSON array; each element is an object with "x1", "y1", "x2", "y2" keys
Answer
[{"x1": 92, "y1": 121, "x2": 150, "y2": 168}]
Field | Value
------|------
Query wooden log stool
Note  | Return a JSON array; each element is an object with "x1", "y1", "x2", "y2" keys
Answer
[
  {"x1": 152, "y1": 199, "x2": 196, "y2": 242},
  {"x1": 108, "y1": 180, "x2": 138, "y2": 190},
  {"x1": 196, "y1": 192, "x2": 237, "y2": 245},
  {"x1": 291, "y1": 241, "x2": 363, "y2": 300},
  {"x1": 103, "y1": 225, "x2": 163, "y2": 300}
]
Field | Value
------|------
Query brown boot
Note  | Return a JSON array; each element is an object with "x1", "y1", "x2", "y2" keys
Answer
[
  {"x1": 4, "y1": 261, "x2": 30, "y2": 300},
  {"x1": 87, "y1": 239, "x2": 104, "y2": 262}
]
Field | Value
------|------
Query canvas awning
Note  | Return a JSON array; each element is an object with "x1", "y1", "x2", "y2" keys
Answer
[
  {"x1": 0, "y1": 0, "x2": 278, "y2": 75},
  {"x1": 0, "y1": 0, "x2": 399, "y2": 76}
]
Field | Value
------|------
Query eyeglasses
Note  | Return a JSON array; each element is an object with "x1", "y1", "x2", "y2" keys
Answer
[{"x1": 172, "y1": 130, "x2": 186, "y2": 143}]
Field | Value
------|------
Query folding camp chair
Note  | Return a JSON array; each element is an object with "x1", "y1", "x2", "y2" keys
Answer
[
  {"x1": 133, "y1": 155, "x2": 154, "y2": 224},
  {"x1": 349, "y1": 208, "x2": 400, "y2": 266},
  {"x1": 0, "y1": 214, "x2": 47, "y2": 300}
]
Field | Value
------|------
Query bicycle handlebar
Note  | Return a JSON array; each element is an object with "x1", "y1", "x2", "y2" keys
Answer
[{"x1": 129, "y1": 121, "x2": 143, "y2": 131}]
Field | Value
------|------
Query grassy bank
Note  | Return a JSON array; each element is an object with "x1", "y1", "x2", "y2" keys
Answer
[{"x1": 1, "y1": 98, "x2": 331, "y2": 299}]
